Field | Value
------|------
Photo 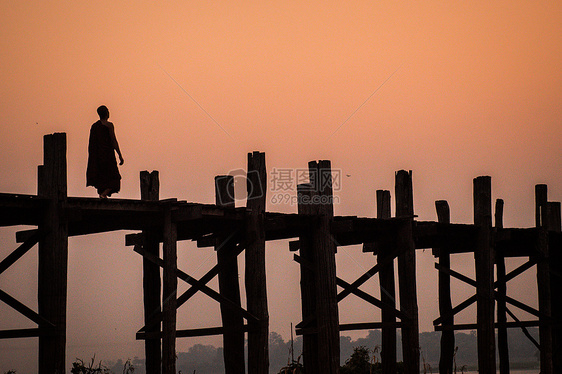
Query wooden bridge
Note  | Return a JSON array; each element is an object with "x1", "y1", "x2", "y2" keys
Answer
[{"x1": 0, "y1": 133, "x2": 560, "y2": 374}]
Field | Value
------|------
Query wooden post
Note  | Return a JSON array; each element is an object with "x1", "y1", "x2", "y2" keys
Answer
[
  {"x1": 297, "y1": 183, "x2": 319, "y2": 374},
  {"x1": 395, "y1": 170, "x2": 419, "y2": 374},
  {"x1": 215, "y1": 175, "x2": 245, "y2": 374},
  {"x1": 473, "y1": 176, "x2": 495, "y2": 374},
  {"x1": 436, "y1": 200, "x2": 454, "y2": 374},
  {"x1": 547, "y1": 201, "x2": 561, "y2": 373},
  {"x1": 245, "y1": 151, "x2": 269, "y2": 374},
  {"x1": 495, "y1": 199, "x2": 510, "y2": 374},
  {"x1": 162, "y1": 204, "x2": 177, "y2": 374},
  {"x1": 140, "y1": 171, "x2": 161, "y2": 374},
  {"x1": 38, "y1": 133, "x2": 68, "y2": 374},
  {"x1": 308, "y1": 160, "x2": 339, "y2": 374},
  {"x1": 377, "y1": 190, "x2": 396, "y2": 374},
  {"x1": 535, "y1": 185, "x2": 553, "y2": 374}
]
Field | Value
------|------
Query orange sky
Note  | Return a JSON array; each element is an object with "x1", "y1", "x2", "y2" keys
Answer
[{"x1": 1, "y1": 1, "x2": 562, "y2": 371}]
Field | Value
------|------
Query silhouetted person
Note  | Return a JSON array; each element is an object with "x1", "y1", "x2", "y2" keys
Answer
[{"x1": 86, "y1": 105, "x2": 124, "y2": 198}]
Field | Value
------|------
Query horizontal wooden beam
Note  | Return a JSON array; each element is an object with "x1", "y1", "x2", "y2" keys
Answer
[
  {"x1": 435, "y1": 320, "x2": 542, "y2": 331},
  {"x1": 0, "y1": 328, "x2": 52, "y2": 339},
  {"x1": 137, "y1": 325, "x2": 250, "y2": 340}
]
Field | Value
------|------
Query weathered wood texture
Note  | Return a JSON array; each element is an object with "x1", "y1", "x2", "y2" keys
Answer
[
  {"x1": 473, "y1": 176, "x2": 495, "y2": 374},
  {"x1": 535, "y1": 185, "x2": 553, "y2": 374},
  {"x1": 38, "y1": 133, "x2": 68, "y2": 374},
  {"x1": 436, "y1": 200, "x2": 454, "y2": 374},
  {"x1": 245, "y1": 151, "x2": 269, "y2": 374},
  {"x1": 395, "y1": 170, "x2": 419, "y2": 374},
  {"x1": 495, "y1": 199, "x2": 509, "y2": 374},
  {"x1": 140, "y1": 171, "x2": 162, "y2": 374},
  {"x1": 297, "y1": 183, "x2": 319, "y2": 374},
  {"x1": 308, "y1": 160, "x2": 339, "y2": 374},
  {"x1": 162, "y1": 204, "x2": 177, "y2": 374},
  {"x1": 215, "y1": 175, "x2": 245, "y2": 374},
  {"x1": 376, "y1": 190, "x2": 397, "y2": 374}
]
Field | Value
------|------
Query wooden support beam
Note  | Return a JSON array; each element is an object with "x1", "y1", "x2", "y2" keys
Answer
[
  {"x1": 377, "y1": 189, "x2": 397, "y2": 374},
  {"x1": 547, "y1": 201, "x2": 562, "y2": 374},
  {"x1": 215, "y1": 175, "x2": 245, "y2": 374},
  {"x1": 535, "y1": 185, "x2": 553, "y2": 374},
  {"x1": 38, "y1": 133, "x2": 68, "y2": 374},
  {"x1": 140, "y1": 171, "x2": 162, "y2": 374},
  {"x1": 0, "y1": 288, "x2": 55, "y2": 327},
  {"x1": 162, "y1": 204, "x2": 177, "y2": 374},
  {"x1": 473, "y1": 176, "x2": 495, "y2": 374},
  {"x1": 245, "y1": 151, "x2": 269, "y2": 374},
  {"x1": 297, "y1": 183, "x2": 319, "y2": 373},
  {"x1": 435, "y1": 200, "x2": 454, "y2": 374},
  {"x1": 309, "y1": 160, "x2": 340, "y2": 374},
  {"x1": 396, "y1": 170, "x2": 419, "y2": 374},
  {"x1": 495, "y1": 199, "x2": 509, "y2": 374},
  {"x1": 433, "y1": 295, "x2": 477, "y2": 327}
]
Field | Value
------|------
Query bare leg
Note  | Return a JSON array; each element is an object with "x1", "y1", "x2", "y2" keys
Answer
[{"x1": 100, "y1": 188, "x2": 112, "y2": 198}]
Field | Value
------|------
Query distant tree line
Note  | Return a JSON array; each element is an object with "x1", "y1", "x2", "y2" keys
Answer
[{"x1": 96, "y1": 327, "x2": 540, "y2": 374}]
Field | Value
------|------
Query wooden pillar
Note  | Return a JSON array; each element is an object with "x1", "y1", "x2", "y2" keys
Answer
[
  {"x1": 308, "y1": 160, "x2": 339, "y2": 374},
  {"x1": 436, "y1": 200, "x2": 454, "y2": 374},
  {"x1": 535, "y1": 185, "x2": 553, "y2": 374},
  {"x1": 245, "y1": 151, "x2": 269, "y2": 374},
  {"x1": 395, "y1": 170, "x2": 419, "y2": 374},
  {"x1": 547, "y1": 201, "x2": 561, "y2": 373},
  {"x1": 495, "y1": 199, "x2": 510, "y2": 374},
  {"x1": 140, "y1": 171, "x2": 161, "y2": 374},
  {"x1": 162, "y1": 204, "x2": 177, "y2": 374},
  {"x1": 215, "y1": 175, "x2": 245, "y2": 374},
  {"x1": 297, "y1": 183, "x2": 319, "y2": 374},
  {"x1": 473, "y1": 176, "x2": 495, "y2": 374},
  {"x1": 377, "y1": 190, "x2": 396, "y2": 374},
  {"x1": 38, "y1": 133, "x2": 68, "y2": 374}
]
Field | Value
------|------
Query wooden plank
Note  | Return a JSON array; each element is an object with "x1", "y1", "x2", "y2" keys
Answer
[
  {"x1": 395, "y1": 170, "x2": 420, "y2": 374},
  {"x1": 376, "y1": 190, "x2": 397, "y2": 374},
  {"x1": 473, "y1": 176, "x2": 495, "y2": 374},
  {"x1": 245, "y1": 151, "x2": 269, "y2": 374},
  {"x1": 495, "y1": 199, "x2": 509, "y2": 374},
  {"x1": 435, "y1": 263, "x2": 477, "y2": 287},
  {"x1": 140, "y1": 171, "x2": 161, "y2": 374},
  {"x1": 435, "y1": 200, "x2": 454, "y2": 374},
  {"x1": 433, "y1": 293, "x2": 477, "y2": 327},
  {"x1": 162, "y1": 204, "x2": 177, "y2": 374},
  {"x1": 215, "y1": 175, "x2": 245, "y2": 374},
  {"x1": 38, "y1": 133, "x2": 68, "y2": 374},
  {"x1": 0, "y1": 328, "x2": 47, "y2": 339}
]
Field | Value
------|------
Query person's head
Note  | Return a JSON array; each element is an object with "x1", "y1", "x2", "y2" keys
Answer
[{"x1": 97, "y1": 105, "x2": 110, "y2": 120}]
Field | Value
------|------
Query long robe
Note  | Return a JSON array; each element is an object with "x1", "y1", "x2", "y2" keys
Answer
[{"x1": 86, "y1": 120, "x2": 121, "y2": 195}]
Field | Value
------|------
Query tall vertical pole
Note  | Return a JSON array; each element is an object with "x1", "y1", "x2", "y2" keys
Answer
[
  {"x1": 377, "y1": 190, "x2": 396, "y2": 374},
  {"x1": 495, "y1": 199, "x2": 510, "y2": 374},
  {"x1": 297, "y1": 183, "x2": 319, "y2": 374},
  {"x1": 215, "y1": 175, "x2": 245, "y2": 374},
  {"x1": 535, "y1": 185, "x2": 553, "y2": 374},
  {"x1": 395, "y1": 170, "x2": 419, "y2": 374},
  {"x1": 436, "y1": 200, "x2": 454, "y2": 374},
  {"x1": 308, "y1": 160, "x2": 339, "y2": 374},
  {"x1": 140, "y1": 171, "x2": 161, "y2": 374},
  {"x1": 162, "y1": 204, "x2": 177, "y2": 374},
  {"x1": 473, "y1": 176, "x2": 495, "y2": 374},
  {"x1": 38, "y1": 133, "x2": 68, "y2": 374},
  {"x1": 245, "y1": 151, "x2": 269, "y2": 374},
  {"x1": 546, "y1": 201, "x2": 561, "y2": 373}
]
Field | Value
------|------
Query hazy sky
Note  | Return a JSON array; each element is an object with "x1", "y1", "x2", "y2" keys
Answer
[{"x1": 1, "y1": 1, "x2": 561, "y2": 372}]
